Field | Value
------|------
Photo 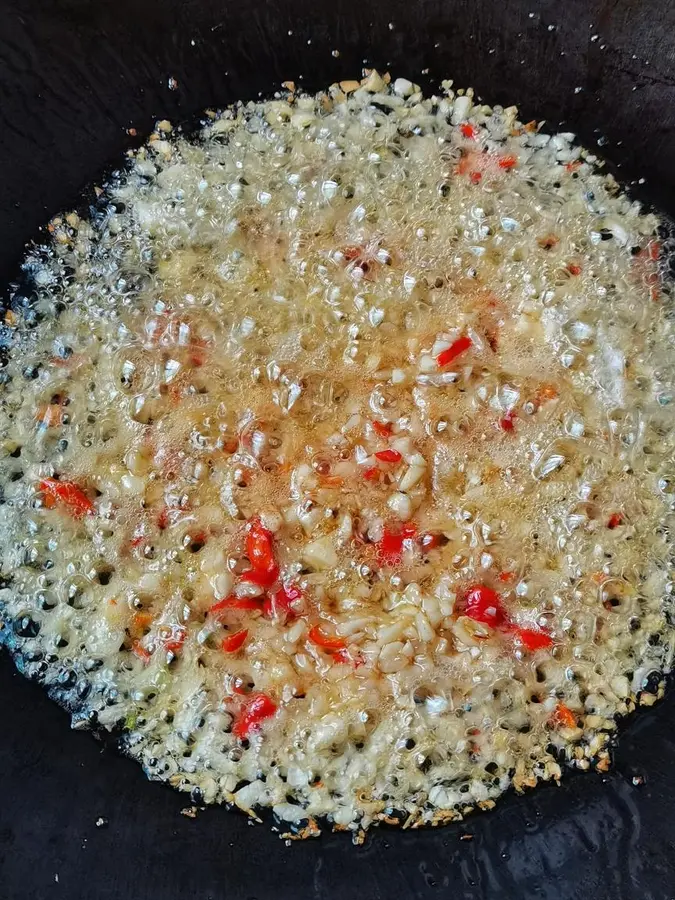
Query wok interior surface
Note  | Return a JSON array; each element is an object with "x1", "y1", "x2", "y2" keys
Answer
[{"x1": 1, "y1": 1, "x2": 675, "y2": 897}]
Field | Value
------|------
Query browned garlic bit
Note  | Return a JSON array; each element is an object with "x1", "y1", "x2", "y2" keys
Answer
[{"x1": 1, "y1": 74, "x2": 674, "y2": 839}]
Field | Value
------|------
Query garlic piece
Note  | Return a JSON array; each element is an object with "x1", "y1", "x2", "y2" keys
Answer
[{"x1": 302, "y1": 535, "x2": 339, "y2": 571}]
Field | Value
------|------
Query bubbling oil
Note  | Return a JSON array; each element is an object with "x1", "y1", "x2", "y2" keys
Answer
[{"x1": 0, "y1": 76, "x2": 674, "y2": 838}]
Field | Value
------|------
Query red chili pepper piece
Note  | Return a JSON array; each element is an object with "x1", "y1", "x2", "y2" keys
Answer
[
  {"x1": 436, "y1": 335, "x2": 473, "y2": 368},
  {"x1": 221, "y1": 629, "x2": 248, "y2": 653},
  {"x1": 332, "y1": 647, "x2": 364, "y2": 668},
  {"x1": 470, "y1": 171, "x2": 482, "y2": 185},
  {"x1": 209, "y1": 595, "x2": 263, "y2": 616},
  {"x1": 372, "y1": 421, "x2": 393, "y2": 438},
  {"x1": 535, "y1": 383, "x2": 559, "y2": 406},
  {"x1": 233, "y1": 693, "x2": 278, "y2": 739},
  {"x1": 263, "y1": 584, "x2": 302, "y2": 619},
  {"x1": 246, "y1": 517, "x2": 276, "y2": 572},
  {"x1": 377, "y1": 523, "x2": 416, "y2": 564},
  {"x1": 162, "y1": 625, "x2": 186, "y2": 655},
  {"x1": 188, "y1": 336, "x2": 209, "y2": 368},
  {"x1": 420, "y1": 532, "x2": 444, "y2": 551},
  {"x1": 567, "y1": 263, "x2": 582, "y2": 276},
  {"x1": 132, "y1": 611, "x2": 153, "y2": 631},
  {"x1": 498, "y1": 154, "x2": 518, "y2": 169},
  {"x1": 513, "y1": 627, "x2": 554, "y2": 651},
  {"x1": 242, "y1": 518, "x2": 279, "y2": 587},
  {"x1": 308, "y1": 624, "x2": 347, "y2": 652},
  {"x1": 497, "y1": 570, "x2": 516, "y2": 584},
  {"x1": 374, "y1": 449, "x2": 402, "y2": 463},
  {"x1": 131, "y1": 640, "x2": 152, "y2": 663},
  {"x1": 378, "y1": 530, "x2": 404, "y2": 563},
  {"x1": 363, "y1": 466, "x2": 381, "y2": 481},
  {"x1": 499, "y1": 410, "x2": 517, "y2": 432},
  {"x1": 464, "y1": 584, "x2": 506, "y2": 627},
  {"x1": 607, "y1": 512, "x2": 624, "y2": 529},
  {"x1": 38, "y1": 478, "x2": 94, "y2": 518},
  {"x1": 484, "y1": 325, "x2": 499, "y2": 352},
  {"x1": 318, "y1": 474, "x2": 344, "y2": 487},
  {"x1": 551, "y1": 703, "x2": 577, "y2": 729},
  {"x1": 460, "y1": 123, "x2": 477, "y2": 139},
  {"x1": 240, "y1": 566, "x2": 279, "y2": 588},
  {"x1": 231, "y1": 675, "x2": 251, "y2": 696},
  {"x1": 51, "y1": 353, "x2": 85, "y2": 369},
  {"x1": 35, "y1": 403, "x2": 66, "y2": 429},
  {"x1": 376, "y1": 527, "x2": 403, "y2": 565}
]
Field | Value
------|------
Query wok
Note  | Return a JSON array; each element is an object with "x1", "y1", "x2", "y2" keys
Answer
[{"x1": 1, "y1": 1, "x2": 675, "y2": 898}]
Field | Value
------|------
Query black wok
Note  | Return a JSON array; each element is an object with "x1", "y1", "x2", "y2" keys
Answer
[{"x1": 1, "y1": 1, "x2": 675, "y2": 898}]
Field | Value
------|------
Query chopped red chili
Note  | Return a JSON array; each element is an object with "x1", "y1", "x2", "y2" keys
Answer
[
  {"x1": 240, "y1": 567, "x2": 279, "y2": 588},
  {"x1": 498, "y1": 154, "x2": 518, "y2": 169},
  {"x1": 38, "y1": 478, "x2": 94, "y2": 518},
  {"x1": 157, "y1": 507, "x2": 170, "y2": 530},
  {"x1": 463, "y1": 584, "x2": 506, "y2": 627},
  {"x1": 371, "y1": 420, "x2": 393, "y2": 438},
  {"x1": 131, "y1": 640, "x2": 152, "y2": 663},
  {"x1": 246, "y1": 517, "x2": 276, "y2": 572},
  {"x1": 376, "y1": 522, "x2": 417, "y2": 564},
  {"x1": 209, "y1": 595, "x2": 263, "y2": 616},
  {"x1": 513, "y1": 627, "x2": 554, "y2": 651},
  {"x1": 308, "y1": 624, "x2": 347, "y2": 652},
  {"x1": 420, "y1": 532, "x2": 444, "y2": 551},
  {"x1": 551, "y1": 703, "x2": 577, "y2": 729},
  {"x1": 648, "y1": 240, "x2": 661, "y2": 262},
  {"x1": 232, "y1": 693, "x2": 278, "y2": 739},
  {"x1": 332, "y1": 647, "x2": 364, "y2": 668},
  {"x1": 374, "y1": 449, "x2": 402, "y2": 463},
  {"x1": 497, "y1": 570, "x2": 516, "y2": 584},
  {"x1": 436, "y1": 335, "x2": 472, "y2": 368},
  {"x1": 221, "y1": 629, "x2": 248, "y2": 653},
  {"x1": 263, "y1": 584, "x2": 302, "y2": 619},
  {"x1": 163, "y1": 625, "x2": 186, "y2": 655},
  {"x1": 242, "y1": 518, "x2": 279, "y2": 587}
]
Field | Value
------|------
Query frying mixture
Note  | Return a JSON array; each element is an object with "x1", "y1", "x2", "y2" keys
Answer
[{"x1": 1, "y1": 73, "x2": 674, "y2": 839}]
